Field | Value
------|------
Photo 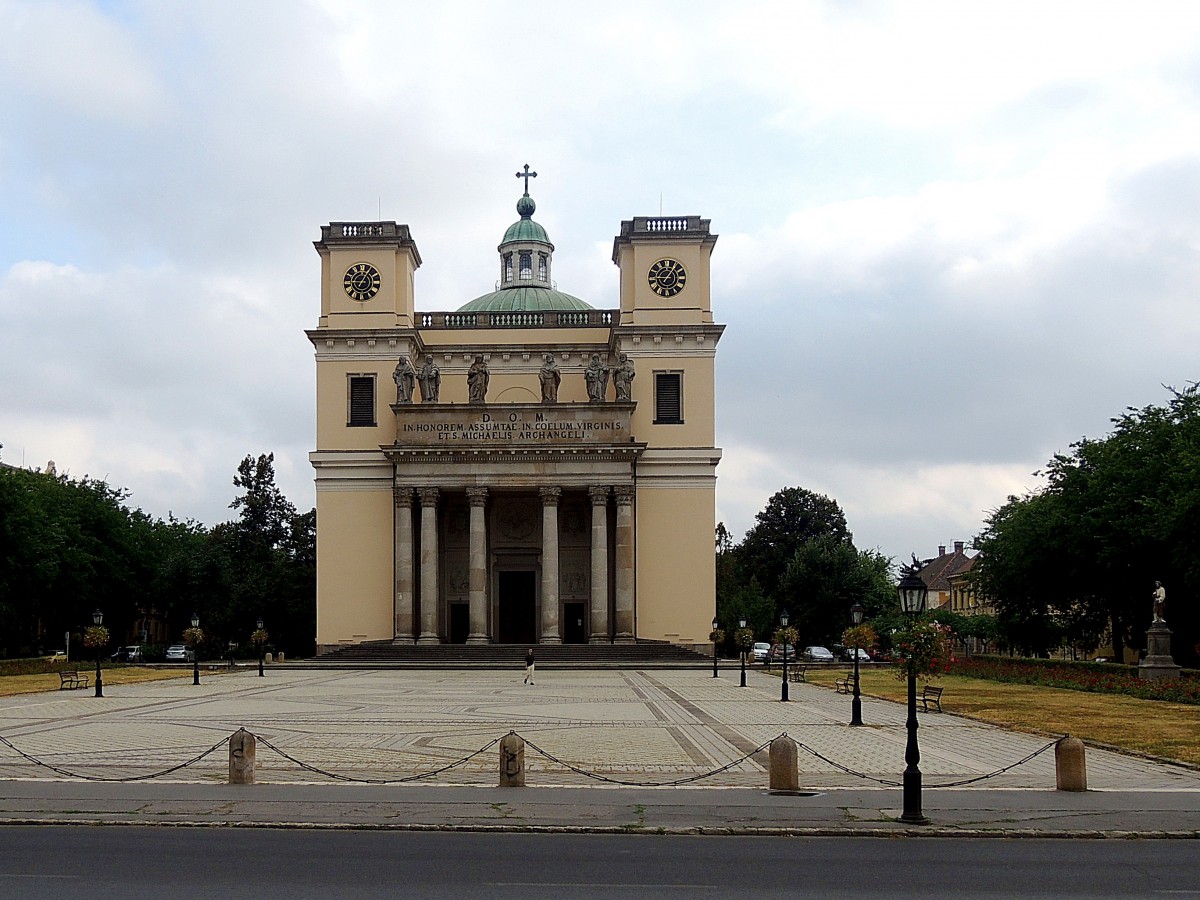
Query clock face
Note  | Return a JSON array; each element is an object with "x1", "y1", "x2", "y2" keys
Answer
[
  {"x1": 647, "y1": 258, "x2": 687, "y2": 297},
  {"x1": 343, "y1": 263, "x2": 381, "y2": 302}
]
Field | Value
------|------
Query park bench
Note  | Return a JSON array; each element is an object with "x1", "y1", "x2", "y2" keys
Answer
[
  {"x1": 834, "y1": 673, "x2": 853, "y2": 694},
  {"x1": 58, "y1": 671, "x2": 89, "y2": 690},
  {"x1": 787, "y1": 664, "x2": 807, "y2": 683},
  {"x1": 919, "y1": 685, "x2": 944, "y2": 712}
]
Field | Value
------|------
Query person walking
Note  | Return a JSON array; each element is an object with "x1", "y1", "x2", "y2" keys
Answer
[{"x1": 523, "y1": 648, "x2": 535, "y2": 685}]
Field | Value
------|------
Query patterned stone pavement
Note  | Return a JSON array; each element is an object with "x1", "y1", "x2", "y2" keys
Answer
[{"x1": 1, "y1": 667, "x2": 1197, "y2": 792}]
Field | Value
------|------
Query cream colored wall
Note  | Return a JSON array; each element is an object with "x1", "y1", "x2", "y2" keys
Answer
[
  {"x1": 315, "y1": 486, "x2": 395, "y2": 646},
  {"x1": 319, "y1": 244, "x2": 418, "y2": 328},
  {"x1": 627, "y1": 353, "x2": 716, "y2": 448},
  {"x1": 616, "y1": 240, "x2": 713, "y2": 325},
  {"x1": 634, "y1": 484, "x2": 716, "y2": 646},
  {"x1": 314, "y1": 359, "x2": 402, "y2": 450}
]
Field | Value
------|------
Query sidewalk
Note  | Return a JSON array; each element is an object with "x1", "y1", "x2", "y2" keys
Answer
[{"x1": 1, "y1": 667, "x2": 1197, "y2": 836}]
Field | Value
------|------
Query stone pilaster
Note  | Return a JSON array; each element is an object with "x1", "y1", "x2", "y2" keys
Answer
[
  {"x1": 393, "y1": 486, "x2": 415, "y2": 644},
  {"x1": 466, "y1": 487, "x2": 490, "y2": 645},
  {"x1": 588, "y1": 486, "x2": 610, "y2": 644},
  {"x1": 417, "y1": 487, "x2": 441, "y2": 645},
  {"x1": 613, "y1": 484, "x2": 635, "y2": 643},
  {"x1": 539, "y1": 487, "x2": 562, "y2": 644}
]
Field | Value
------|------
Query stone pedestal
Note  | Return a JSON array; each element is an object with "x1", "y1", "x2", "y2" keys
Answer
[
  {"x1": 1054, "y1": 736, "x2": 1087, "y2": 791},
  {"x1": 768, "y1": 734, "x2": 798, "y2": 793},
  {"x1": 229, "y1": 728, "x2": 256, "y2": 785},
  {"x1": 499, "y1": 732, "x2": 525, "y2": 787},
  {"x1": 1138, "y1": 622, "x2": 1181, "y2": 681}
]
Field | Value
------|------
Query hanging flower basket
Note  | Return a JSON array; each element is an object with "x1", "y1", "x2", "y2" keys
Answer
[
  {"x1": 891, "y1": 619, "x2": 954, "y2": 681},
  {"x1": 773, "y1": 625, "x2": 799, "y2": 648},
  {"x1": 734, "y1": 627, "x2": 755, "y2": 650},
  {"x1": 709, "y1": 628, "x2": 726, "y2": 645},
  {"x1": 251, "y1": 628, "x2": 269, "y2": 646},
  {"x1": 842, "y1": 623, "x2": 878, "y2": 653},
  {"x1": 183, "y1": 627, "x2": 204, "y2": 648},
  {"x1": 82, "y1": 626, "x2": 109, "y2": 649}
]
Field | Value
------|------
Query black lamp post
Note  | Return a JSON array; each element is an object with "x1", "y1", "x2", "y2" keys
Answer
[
  {"x1": 92, "y1": 608, "x2": 104, "y2": 699},
  {"x1": 897, "y1": 567, "x2": 930, "y2": 825},
  {"x1": 191, "y1": 611, "x2": 201, "y2": 686},
  {"x1": 256, "y1": 617, "x2": 265, "y2": 677},
  {"x1": 712, "y1": 616, "x2": 720, "y2": 678},
  {"x1": 738, "y1": 615, "x2": 748, "y2": 687},
  {"x1": 779, "y1": 609, "x2": 790, "y2": 702},
  {"x1": 850, "y1": 601, "x2": 865, "y2": 726}
]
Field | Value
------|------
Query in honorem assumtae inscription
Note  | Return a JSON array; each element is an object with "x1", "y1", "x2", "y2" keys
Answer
[{"x1": 391, "y1": 404, "x2": 634, "y2": 448}]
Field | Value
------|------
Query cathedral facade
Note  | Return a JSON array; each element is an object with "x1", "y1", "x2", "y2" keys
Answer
[{"x1": 308, "y1": 174, "x2": 723, "y2": 652}]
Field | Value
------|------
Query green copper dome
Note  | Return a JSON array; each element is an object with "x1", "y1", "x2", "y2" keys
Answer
[
  {"x1": 458, "y1": 286, "x2": 592, "y2": 312},
  {"x1": 502, "y1": 194, "x2": 550, "y2": 244}
]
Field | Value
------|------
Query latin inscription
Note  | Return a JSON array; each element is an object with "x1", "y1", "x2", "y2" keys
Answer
[{"x1": 393, "y1": 407, "x2": 632, "y2": 448}]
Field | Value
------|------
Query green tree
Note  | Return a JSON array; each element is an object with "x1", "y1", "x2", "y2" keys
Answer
[{"x1": 779, "y1": 537, "x2": 896, "y2": 648}]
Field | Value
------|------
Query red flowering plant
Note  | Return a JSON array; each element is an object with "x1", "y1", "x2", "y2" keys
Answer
[
  {"x1": 891, "y1": 619, "x2": 954, "y2": 682},
  {"x1": 82, "y1": 625, "x2": 109, "y2": 649}
]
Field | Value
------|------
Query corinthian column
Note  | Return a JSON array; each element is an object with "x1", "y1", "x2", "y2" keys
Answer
[
  {"x1": 417, "y1": 487, "x2": 440, "y2": 645},
  {"x1": 539, "y1": 486, "x2": 562, "y2": 644},
  {"x1": 466, "y1": 487, "x2": 489, "y2": 644},
  {"x1": 588, "y1": 486, "x2": 610, "y2": 644},
  {"x1": 393, "y1": 486, "x2": 415, "y2": 643},
  {"x1": 613, "y1": 484, "x2": 635, "y2": 643}
]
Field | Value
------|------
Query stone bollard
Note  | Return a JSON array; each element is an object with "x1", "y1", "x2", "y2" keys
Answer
[
  {"x1": 277, "y1": 651, "x2": 285, "y2": 663},
  {"x1": 499, "y1": 732, "x2": 525, "y2": 787},
  {"x1": 229, "y1": 727, "x2": 256, "y2": 785},
  {"x1": 264, "y1": 652, "x2": 273, "y2": 664},
  {"x1": 769, "y1": 734, "x2": 799, "y2": 792},
  {"x1": 1055, "y1": 736, "x2": 1087, "y2": 791}
]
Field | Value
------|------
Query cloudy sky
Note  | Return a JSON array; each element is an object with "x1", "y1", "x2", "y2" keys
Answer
[{"x1": 2, "y1": 0, "x2": 1198, "y2": 562}]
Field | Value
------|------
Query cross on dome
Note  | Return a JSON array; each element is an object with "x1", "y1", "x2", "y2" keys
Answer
[{"x1": 515, "y1": 163, "x2": 538, "y2": 195}]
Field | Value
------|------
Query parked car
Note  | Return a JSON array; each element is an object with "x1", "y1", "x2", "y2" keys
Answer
[
  {"x1": 767, "y1": 643, "x2": 796, "y2": 663},
  {"x1": 110, "y1": 645, "x2": 143, "y2": 663},
  {"x1": 751, "y1": 642, "x2": 771, "y2": 663},
  {"x1": 165, "y1": 644, "x2": 194, "y2": 663},
  {"x1": 842, "y1": 648, "x2": 871, "y2": 662},
  {"x1": 803, "y1": 646, "x2": 835, "y2": 662}
]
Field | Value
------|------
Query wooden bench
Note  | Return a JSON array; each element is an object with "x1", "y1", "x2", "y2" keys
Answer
[
  {"x1": 58, "y1": 671, "x2": 89, "y2": 690},
  {"x1": 919, "y1": 685, "x2": 944, "y2": 712},
  {"x1": 787, "y1": 664, "x2": 806, "y2": 683},
  {"x1": 834, "y1": 673, "x2": 853, "y2": 694}
]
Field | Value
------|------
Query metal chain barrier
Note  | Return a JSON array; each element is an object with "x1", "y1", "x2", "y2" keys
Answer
[
  {"x1": 0, "y1": 728, "x2": 1062, "y2": 788},
  {"x1": 517, "y1": 732, "x2": 775, "y2": 787},
  {"x1": 252, "y1": 733, "x2": 501, "y2": 785},
  {"x1": 0, "y1": 733, "x2": 231, "y2": 783}
]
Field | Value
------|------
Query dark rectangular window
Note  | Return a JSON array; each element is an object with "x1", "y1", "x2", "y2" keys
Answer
[
  {"x1": 654, "y1": 372, "x2": 683, "y2": 424},
  {"x1": 348, "y1": 375, "x2": 376, "y2": 427}
]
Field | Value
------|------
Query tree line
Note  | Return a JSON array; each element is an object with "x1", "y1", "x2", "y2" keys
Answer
[
  {"x1": 0, "y1": 453, "x2": 315, "y2": 661},
  {"x1": 973, "y1": 385, "x2": 1200, "y2": 666}
]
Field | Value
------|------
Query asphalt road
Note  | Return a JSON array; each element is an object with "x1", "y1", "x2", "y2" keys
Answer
[{"x1": 1, "y1": 828, "x2": 1198, "y2": 899}]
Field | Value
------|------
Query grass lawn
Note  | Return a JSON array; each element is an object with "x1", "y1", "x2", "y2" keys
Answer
[
  {"x1": 0, "y1": 667, "x2": 197, "y2": 698},
  {"x1": 802, "y1": 666, "x2": 1200, "y2": 768}
]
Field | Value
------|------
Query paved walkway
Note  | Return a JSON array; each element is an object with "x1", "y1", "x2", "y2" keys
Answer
[{"x1": 1, "y1": 667, "x2": 1197, "y2": 835}]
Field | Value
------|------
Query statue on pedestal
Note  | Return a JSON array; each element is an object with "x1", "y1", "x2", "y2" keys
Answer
[
  {"x1": 393, "y1": 356, "x2": 416, "y2": 404},
  {"x1": 1152, "y1": 581, "x2": 1166, "y2": 623},
  {"x1": 613, "y1": 353, "x2": 636, "y2": 402},
  {"x1": 417, "y1": 354, "x2": 441, "y2": 403},
  {"x1": 467, "y1": 355, "x2": 489, "y2": 404},
  {"x1": 539, "y1": 354, "x2": 561, "y2": 403},
  {"x1": 584, "y1": 354, "x2": 609, "y2": 402}
]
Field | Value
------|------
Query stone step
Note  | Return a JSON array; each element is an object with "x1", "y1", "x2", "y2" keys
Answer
[{"x1": 308, "y1": 641, "x2": 715, "y2": 669}]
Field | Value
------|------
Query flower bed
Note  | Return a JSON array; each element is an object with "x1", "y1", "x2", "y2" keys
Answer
[{"x1": 951, "y1": 656, "x2": 1200, "y2": 705}]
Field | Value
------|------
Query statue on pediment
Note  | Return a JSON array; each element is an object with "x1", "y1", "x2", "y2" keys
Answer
[
  {"x1": 613, "y1": 353, "x2": 636, "y2": 402},
  {"x1": 584, "y1": 354, "x2": 609, "y2": 402},
  {"x1": 467, "y1": 355, "x2": 490, "y2": 404},
  {"x1": 393, "y1": 356, "x2": 416, "y2": 404},
  {"x1": 539, "y1": 354, "x2": 561, "y2": 403},
  {"x1": 417, "y1": 354, "x2": 441, "y2": 403}
]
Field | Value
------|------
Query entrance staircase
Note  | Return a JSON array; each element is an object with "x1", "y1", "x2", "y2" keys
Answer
[{"x1": 308, "y1": 640, "x2": 714, "y2": 669}]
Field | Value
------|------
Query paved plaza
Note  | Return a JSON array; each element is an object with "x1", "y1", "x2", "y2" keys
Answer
[{"x1": 1, "y1": 666, "x2": 1197, "y2": 792}]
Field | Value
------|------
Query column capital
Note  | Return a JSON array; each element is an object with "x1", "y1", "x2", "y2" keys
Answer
[
  {"x1": 417, "y1": 487, "x2": 440, "y2": 507},
  {"x1": 466, "y1": 486, "x2": 489, "y2": 507},
  {"x1": 588, "y1": 485, "x2": 610, "y2": 506},
  {"x1": 613, "y1": 484, "x2": 635, "y2": 504},
  {"x1": 393, "y1": 485, "x2": 414, "y2": 508},
  {"x1": 538, "y1": 486, "x2": 562, "y2": 506}
]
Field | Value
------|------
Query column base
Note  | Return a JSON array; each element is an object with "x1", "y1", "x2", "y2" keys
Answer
[
  {"x1": 613, "y1": 633, "x2": 635, "y2": 644},
  {"x1": 540, "y1": 635, "x2": 562, "y2": 645},
  {"x1": 391, "y1": 637, "x2": 416, "y2": 645},
  {"x1": 466, "y1": 634, "x2": 490, "y2": 645},
  {"x1": 589, "y1": 635, "x2": 610, "y2": 644},
  {"x1": 416, "y1": 633, "x2": 441, "y2": 645}
]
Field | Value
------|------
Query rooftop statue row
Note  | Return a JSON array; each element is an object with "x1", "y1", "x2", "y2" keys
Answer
[{"x1": 392, "y1": 353, "x2": 635, "y2": 405}]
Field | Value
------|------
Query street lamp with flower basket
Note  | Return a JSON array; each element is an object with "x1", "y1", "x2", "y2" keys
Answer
[
  {"x1": 897, "y1": 561, "x2": 931, "y2": 825},
  {"x1": 253, "y1": 618, "x2": 268, "y2": 677}
]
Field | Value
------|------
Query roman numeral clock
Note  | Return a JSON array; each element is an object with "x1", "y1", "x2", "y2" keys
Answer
[
  {"x1": 343, "y1": 262, "x2": 381, "y2": 302},
  {"x1": 647, "y1": 257, "x2": 687, "y2": 297}
]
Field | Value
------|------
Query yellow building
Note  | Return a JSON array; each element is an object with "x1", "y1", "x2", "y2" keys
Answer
[{"x1": 307, "y1": 173, "x2": 724, "y2": 653}]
